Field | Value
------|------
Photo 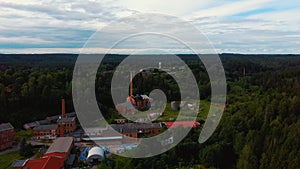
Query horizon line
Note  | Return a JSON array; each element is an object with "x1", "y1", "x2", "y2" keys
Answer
[{"x1": 1, "y1": 53, "x2": 300, "y2": 55}]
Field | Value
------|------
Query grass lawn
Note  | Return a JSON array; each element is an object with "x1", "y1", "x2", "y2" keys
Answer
[
  {"x1": 15, "y1": 130, "x2": 33, "y2": 142},
  {"x1": 197, "y1": 100, "x2": 211, "y2": 120},
  {"x1": 0, "y1": 147, "x2": 40, "y2": 169},
  {"x1": 0, "y1": 151, "x2": 25, "y2": 169},
  {"x1": 157, "y1": 100, "x2": 211, "y2": 122}
]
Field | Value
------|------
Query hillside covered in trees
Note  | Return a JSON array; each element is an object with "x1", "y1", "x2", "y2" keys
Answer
[{"x1": 0, "y1": 54, "x2": 299, "y2": 168}]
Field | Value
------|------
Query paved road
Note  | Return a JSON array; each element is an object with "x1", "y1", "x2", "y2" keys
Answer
[
  {"x1": 29, "y1": 140, "x2": 51, "y2": 146},
  {"x1": 0, "y1": 145, "x2": 19, "y2": 155}
]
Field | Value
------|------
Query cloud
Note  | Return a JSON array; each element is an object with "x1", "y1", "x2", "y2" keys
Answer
[
  {"x1": 0, "y1": 0, "x2": 299, "y2": 53},
  {"x1": 189, "y1": 0, "x2": 276, "y2": 19},
  {"x1": 0, "y1": 36, "x2": 48, "y2": 43},
  {"x1": 113, "y1": 0, "x2": 212, "y2": 16}
]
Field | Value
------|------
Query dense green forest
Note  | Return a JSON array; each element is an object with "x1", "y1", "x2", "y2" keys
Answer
[{"x1": 0, "y1": 54, "x2": 299, "y2": 168}]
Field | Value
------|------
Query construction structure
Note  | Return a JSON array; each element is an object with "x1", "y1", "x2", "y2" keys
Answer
[
  {"x1": 116, "y1": 72, "x2": 152, "y2": 114},
  {"x1": 32, "y1": 99, "x2": 76, "y2": 140},
  {"x1": 163, "y1": 121, "x2": 200, "y2": 129},
  {"x1": 18, "y1": 137, "x2": 74, "y2": 169},
  {"x1": 0, "y1": 122, "x2": 15, "y2": 151},
  {"x1": 33, "y1": 124, "x2": 58, "y2": 140},
  {"x1": 82, "y1": 122, "x2": 162, "y2": 144},
  {"x1": 23, "y1": 112, "x2": 76, "y2": 130},
  {"x1": 110, "y1": 123, "x2": 162, "y2": 139},
  {"x1": 86, "y1": 147, "x2": 104, "y2": 165},
  {"x1": 57, "y1": 99, "x2": 76, "y2": 137},
  {"x1": 45, "y1": 137, "x2": 74, "y2": 155}
]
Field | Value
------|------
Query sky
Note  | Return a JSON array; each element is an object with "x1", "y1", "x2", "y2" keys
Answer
[{"x1": 0, "y1": 0, "x2": 300, "y2": 54}]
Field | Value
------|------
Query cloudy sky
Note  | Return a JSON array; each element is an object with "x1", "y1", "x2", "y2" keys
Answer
[{"x1": 0, "y1": 0, "x2": 299, "y2": 54}]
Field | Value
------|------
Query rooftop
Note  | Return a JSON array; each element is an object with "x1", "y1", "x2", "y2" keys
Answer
[
  {"x1": 163, "y1": 121, "x2": 200, "y2": 129},
  {"x1": 23, "y1": 121, "x2": 40, "y2": 129},
  {"x1": 57, "y1": 117, "x2": 76, "y2": 123},
  {"x1": 101, "y1": 129, "x2": 122, "y2": 136},
  {"x1": 110, "y1": 123, "x2": 162, "y2": 133},
  {"x1": 46, "y1": 137, "x2": 73, "y2": 154},
  {"x1": 46, "y1": 112, "x2": 76, "y2": 121},
  {"x1": 46, "y1": 115, "x2": 60, "y2": 121},
  {"x1": 33, "y1": 124, "x2": 58, "y2": 131},
  {"x1": 37, "y1": 119, "x2": 50, "y2": 125},
  {"x1": 0, "y1": 122, "x2": 14, "y2": 132},
  {"x1": 87, "y1": 147, "x2": 104, "y2": 159},
  {"x1": 82, "y1": 136, "x2": 123, "y2": 141},
  {"x1": 24, "y1": 155, "x2": 65, "y2": 169},
  {"x1": 11, "y1": 160, "x2": 28, "y2": 168}
]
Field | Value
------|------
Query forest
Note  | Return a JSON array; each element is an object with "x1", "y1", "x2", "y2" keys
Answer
[{"x1": 0, "y1": 54, "x2": 299, "y2": 168}]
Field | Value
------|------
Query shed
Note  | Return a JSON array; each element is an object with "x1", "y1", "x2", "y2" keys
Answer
[
  {"x1": 86, "y1": 147, "x2": 104, "y2": 165},
  {"x1": 11, "y1": 160, "x2": 28, "y2": 169}
]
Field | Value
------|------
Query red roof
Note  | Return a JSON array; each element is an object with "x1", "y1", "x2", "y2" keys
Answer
[
  {"x1": 220, "y1": 104, "x2": 227, "y2": 109},
  {"x1": 164, "y1": 121, "x2": 200, "y2": 128},
  {"x1": 24, "y1": 152, "x2": 67, "y2": 169},
  {"x1": 24, "y1": 156, "x2": 65, "y2": 169}
]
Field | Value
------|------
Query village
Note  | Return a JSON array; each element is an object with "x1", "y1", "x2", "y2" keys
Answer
[
  {"x1": 1, "y1": 93, "x2": 201, "y2": 169},
  {"x1": 0, "y1": 63, "x2": 205, "y2": 169}
]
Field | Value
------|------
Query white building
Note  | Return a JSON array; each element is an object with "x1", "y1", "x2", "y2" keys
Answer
[{"x1": 86, "y1": 147, "x2": 104, "y2": 165}]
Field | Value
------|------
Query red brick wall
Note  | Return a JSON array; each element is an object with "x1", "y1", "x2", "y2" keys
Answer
[
  {"x1": 0, "y1": 129, "x2": 15, "y2": 151},
  {"x1": 34, "y1": 129, "x2": 57, "y2": 139},
  {"x1": 57, "y1": 121, "x2": 76, "y2": 136}
]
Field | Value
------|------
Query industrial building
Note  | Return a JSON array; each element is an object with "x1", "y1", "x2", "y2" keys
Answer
[
  {"x1": 116, "y1": 72, "x2": 152, "y2": 114},
  {"x1": 33, "y1": 124, "x2": 58, "y2": 140},
  {"x1": 86, "y1": 146, "x2": 104, "y2": 165},
  {"x1": 0, "y1": 122, "x2": 15, "y2": 151},
  {"x1": 110, "y1": 123, "x2": 162, "y2": 138},
  {"x1": 163, "y1": 121, "x2": 200, "y2": 129},
  {"x1": 16, "y1": 137, "x2": 74, "y2": 169},
  {"x1": 45, "y1": 137, "x2": 74, "y2": 154},
  {"x1": 31, "y1": 99, "x2": 76, "y2": 140}
]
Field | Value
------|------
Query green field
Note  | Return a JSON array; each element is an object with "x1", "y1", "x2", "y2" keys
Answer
[
  {"x1": 0, "y1": 151, "x2": 25, "y2": 169},
  {"x1": 0, "y1": 130, "x2": 35, "y2": 169},
  {"x1": 157, "y1": 100, "x2": 211, "y2": 122},
  {"x1": 15, "y1": 130, "x2": 33, "y2": 142}
]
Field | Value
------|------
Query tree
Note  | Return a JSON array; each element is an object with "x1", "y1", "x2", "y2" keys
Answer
[{"x1": 19, "y1": 138, "x2": 33, "y2": 157}]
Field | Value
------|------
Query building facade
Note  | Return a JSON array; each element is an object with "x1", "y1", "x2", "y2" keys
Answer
[
  {"x1": 33, "y1": 124, "x2": 58, "y2": 140},
  {"x1": 21, "y1": 137, "x2": 74, "y2": 169},
  {"x1": 57, "y1": 99, "x2": 76, "y2": 136},
  {"x1": 57, "y1": 117, "x2": 76, "y2": 136},
  {"x1": 0, "y1": 122, "x2": 15, "y2": 151},
  {"x1": 110, "y1": 123, "x2": 162, "y2": 139},
  {"x1": 30, "y1": 99, "x2": 76, "y2": 140}
]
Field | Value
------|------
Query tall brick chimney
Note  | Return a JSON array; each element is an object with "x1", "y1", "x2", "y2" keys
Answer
[
  {"x1": 130, "y1": 72, "x2": 133, "y2": 96},
  {"x1": 61, "y1": 99, "x2": 66, "y2": 118}
]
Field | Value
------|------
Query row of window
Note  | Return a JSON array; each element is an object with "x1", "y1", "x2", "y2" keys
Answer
[
  {"x1": 125, "y1": 134, "x2": 134, "y2": 137},
  {"x1": 0, "y1": 138, "x2": 14, "y2": 142},
  {"x1": 36, "y1": 132, "x2": 55, "y2": 136},
  {"x1": 59, "y1": 123, "x2": 75, "y2": 127}
]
